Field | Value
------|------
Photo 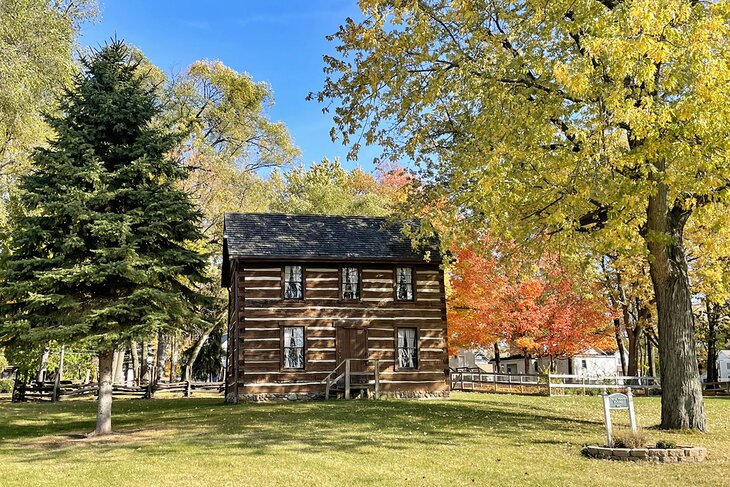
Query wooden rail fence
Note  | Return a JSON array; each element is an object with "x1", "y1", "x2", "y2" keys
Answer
[
  {"x1": 12, "y1": 378, "x2": 224, "y2": 402},
  {"x1": 703, "y1": 381, "x2": 730, "y2": 397}
]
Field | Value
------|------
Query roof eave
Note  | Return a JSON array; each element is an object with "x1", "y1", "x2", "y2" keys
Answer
[{"x1": 226, "y1": 254, "x2": 442, "y2": 264}]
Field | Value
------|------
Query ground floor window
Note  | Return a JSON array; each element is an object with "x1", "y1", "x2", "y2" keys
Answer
[
  {"x1": 397, "y1": 327, "x2": 418, "y2": 369},
  {"x1": 283, "y1": 326, "x2": 305, "y2": 369}
]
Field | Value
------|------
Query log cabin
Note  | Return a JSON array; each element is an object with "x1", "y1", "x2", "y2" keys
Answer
[{"x1": 221, "y1": 213, "x2": 449, "y2": 402}]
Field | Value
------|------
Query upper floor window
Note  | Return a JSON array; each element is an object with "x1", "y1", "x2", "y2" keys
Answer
[
  {"x1": 284, "y1": 265, "x2": 303, "y2": 299},
  {"x1": 341, "y1": 267, "x2": 360, "y2": 300},
  {"x1": 283, "y1": 326, "x2": 305, "y2": 369},
  {"x1": 395, "y1": 266, "x2": 414, "y2": 301}
]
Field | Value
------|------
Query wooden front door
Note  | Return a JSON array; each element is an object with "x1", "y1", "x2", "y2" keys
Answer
[{"x1": 336, "y1": 326, "x2": 368, "y2": 382}]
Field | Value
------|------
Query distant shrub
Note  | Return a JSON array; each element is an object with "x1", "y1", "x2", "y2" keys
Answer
[
  {"x1": 0, "y1": 379, "x2": 14, "y2": 394},
  {"x1": 655, "y1": 439, "x2": 677, "y2": 449}
]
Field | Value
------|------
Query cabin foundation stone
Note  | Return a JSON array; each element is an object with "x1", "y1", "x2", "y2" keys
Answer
[
  {"x1": 380, "y1": 390, "x2": 450, "y2": 400},
  {"x1": 241, "y1": 392, "x2": 325, "y2": 402}
]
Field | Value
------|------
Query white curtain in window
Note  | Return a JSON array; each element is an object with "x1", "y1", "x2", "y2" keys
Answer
[
  {"x1": 396, "y1": 267, "x2": 413, "y2": 300},
  {"x1": 398, "y1": 327, "x2": 417, "y2": 368},
  {"x1": 284, "y1": 265, "x2": 303, "y2": 299},
  {"x1": 284, "y1": 326, "x2": 304, "y2": 368},
  {"x1": 342, "y1": 267, "x2": 359, "y2": 300}
]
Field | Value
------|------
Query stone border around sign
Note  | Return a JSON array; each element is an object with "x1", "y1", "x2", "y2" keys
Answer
[{"x1": 582, "y1": 445, "x2": 706, "y2": 463}]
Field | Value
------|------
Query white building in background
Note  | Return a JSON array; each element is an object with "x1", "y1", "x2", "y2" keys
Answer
[
  {"x1": 718, "y1": 350, "x2": 730, "y2": 382},
  {"x1": 449, "y1": 348, "x2": 494, "y2": 372},
  {"x1": 490, "y1": 348, "x2": 623, "y2": 377}
]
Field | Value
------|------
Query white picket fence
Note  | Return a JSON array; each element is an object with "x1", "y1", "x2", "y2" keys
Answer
[{"x1": 450, "y1": 368, "x2": 660, "y2": 396}]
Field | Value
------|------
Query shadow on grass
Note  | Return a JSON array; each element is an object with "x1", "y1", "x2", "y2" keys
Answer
[{"x1": 0, "y1": 393, "x2": 607, "y2": 463}]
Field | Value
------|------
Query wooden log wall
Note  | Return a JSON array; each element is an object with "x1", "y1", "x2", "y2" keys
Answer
[{"x1": 233, "y1": 263, "x2": 449, "y2": 396}]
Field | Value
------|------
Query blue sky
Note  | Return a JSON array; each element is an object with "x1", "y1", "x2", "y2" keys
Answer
[{"x1": 80, "y1": 0, "x2": 380, "y2": 172}]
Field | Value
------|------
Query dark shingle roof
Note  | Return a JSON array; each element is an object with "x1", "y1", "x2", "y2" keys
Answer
[{"x1": 223, "y1": 212, "x2": 439, "y2": 266}]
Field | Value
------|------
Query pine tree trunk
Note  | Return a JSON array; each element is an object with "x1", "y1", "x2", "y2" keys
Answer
[
  {"x1": 706, "y1": 300, "x2": 719, "y2": 384},
  {"x1": 94, "y1": 349, "x2": 114, "y2": 436},
  {"x1": 646, "y1": 174, "x2": 706, "y2": 431},
  {"x1": 111, "y1": 350, "x2": 119, "y2": 383},
  {"x1": 155, "y1": 332, "x2": 167, "y2": 385},
  {"x1": 37, "y1": 345, "x2": 50, "y2": 382},
  {"x1": 169, "y1": 335, "x2": 178, "y2": 382},
  {"x1": 183, "y1": 324, "x2": 216, "y2": 381},
  {"x1": 113, "y1": 348, "x2": 125, "y2": 384},
  {"x1": 57, "y1": 345, "x2": 66, "y2": 381},
  {"x1": 130, "y1": 341, "x2": 140, "y2": 386},
  {"x1": 140, "y1": 340, "x2": 148, "y2": 383}
]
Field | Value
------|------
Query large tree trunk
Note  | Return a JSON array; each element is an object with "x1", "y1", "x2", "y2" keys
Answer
[
  {"x1": 94, "y1": 349, "x2": 114, "y2": 436},
  {"x1": 706, "y1": 300, "x2": 719, "y2": 384},
  {"x1": 183, "y1": 324, "x2": 217, "y2": 381},
  {"x1": 646, "y1": 175, "x2": 706, "y2": 431}
]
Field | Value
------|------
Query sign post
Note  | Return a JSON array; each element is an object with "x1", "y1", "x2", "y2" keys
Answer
[{"x1": 601, "y1": 388, "x2": 637, "y2": 447}]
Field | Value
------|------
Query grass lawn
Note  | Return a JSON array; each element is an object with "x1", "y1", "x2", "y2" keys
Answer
[{"x1": 0, "y1": 392, "x2": 728, "y2": 486}]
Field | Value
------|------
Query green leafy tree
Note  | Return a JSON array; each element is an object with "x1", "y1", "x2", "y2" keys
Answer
[
  {"x1": 1, "y1": 41, "x2": 208, "y2": 435},
  {"x1": 0, "y1": 0, "x2": 96, "y2": 231},
  {"x1": 183, "y1": 327, "x2": 224, "y2": 381},
  {"x1": 269, "y1": 158, "x2": 400, "y2": 216},
  {"x1": 165, "y1": 60, "x2": 300, "y2": 373},
  {"x1": 170, "y1": 60, "x2": 300, "y2": 238},
  {"x1": 315, "y1": 0, "x2": 730, "y2": 430},
  {"x1": 0, "y1": 348, "x2": 8, "y2": 371}
]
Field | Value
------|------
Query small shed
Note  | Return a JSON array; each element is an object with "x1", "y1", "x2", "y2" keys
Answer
[{"x1": 718, "y1": 350, "x2": 730, "y2": 382}]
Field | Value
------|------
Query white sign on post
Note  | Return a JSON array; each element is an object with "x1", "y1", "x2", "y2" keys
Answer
[{"x1": 602, "y1": 387, "x2": 637, "y2": 447}]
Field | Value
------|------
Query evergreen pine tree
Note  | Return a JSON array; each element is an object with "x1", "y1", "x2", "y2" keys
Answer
[{"x1": 1, "y1": 41, "x2": 208, "y2": 435}]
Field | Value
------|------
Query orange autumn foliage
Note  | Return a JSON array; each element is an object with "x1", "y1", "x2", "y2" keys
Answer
[
  {"x1": 447, "y1": 247, "x2": 508, "y2": 355},
  {"x1": 448, "y1": 246, "x2": 615, "y2": 359}
]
